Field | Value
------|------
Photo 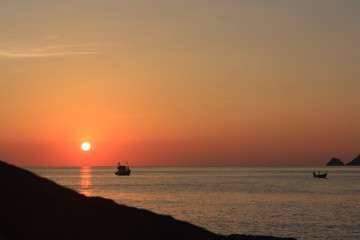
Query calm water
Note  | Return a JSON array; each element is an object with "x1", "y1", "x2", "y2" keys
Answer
[{"x1": 26, "y1": 166, "x2": 360, "y2": 240}]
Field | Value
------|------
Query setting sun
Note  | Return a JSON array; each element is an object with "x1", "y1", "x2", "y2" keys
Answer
[{"x1": 81, "y1": 142, "x2": 91, "y2": 151}]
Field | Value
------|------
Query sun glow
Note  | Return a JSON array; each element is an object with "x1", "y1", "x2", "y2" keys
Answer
[{"x1": 81, "y1": 142, "x2": 91, "y2": 151}]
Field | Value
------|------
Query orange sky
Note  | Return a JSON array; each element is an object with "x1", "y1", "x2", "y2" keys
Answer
[{"x1": 1, "y1": 1, "x2": 359, "y2": 166}]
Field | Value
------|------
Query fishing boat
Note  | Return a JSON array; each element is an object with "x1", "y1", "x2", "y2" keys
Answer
[
  {"x1": 115, "y1": 162, "x2": 131, "y2": 176},
  {"x1": 313, "y1": 171, "x2": 327, "y2": 178}
]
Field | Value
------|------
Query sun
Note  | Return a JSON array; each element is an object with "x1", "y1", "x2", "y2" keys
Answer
[{"x1": 81, "y1": 142, "x2": 91, "y2": 151}]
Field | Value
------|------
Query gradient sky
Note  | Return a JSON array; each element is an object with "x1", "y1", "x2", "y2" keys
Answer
[{"x1": 1, "y1": 0, "x2": 359, "y2": 166}]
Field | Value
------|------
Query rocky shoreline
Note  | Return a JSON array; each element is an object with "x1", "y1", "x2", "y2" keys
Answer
[{"x1": 0, "y1": 161, "x2": 295, "y2": 240}]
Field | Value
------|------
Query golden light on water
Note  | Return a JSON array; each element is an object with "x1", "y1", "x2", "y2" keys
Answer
[{"x1": 80, "y1": 166, "x2": 92, "y2": 197}]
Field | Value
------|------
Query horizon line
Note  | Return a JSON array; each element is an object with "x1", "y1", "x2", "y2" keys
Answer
[{"x1": 21, "y1": 165, "x2": 337, "y2": 168}]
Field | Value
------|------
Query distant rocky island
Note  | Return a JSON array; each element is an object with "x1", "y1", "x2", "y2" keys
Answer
[
  {"x1": 346, "y1": 154, "x2": 360, "y2": 166},
  {"x1": 326, "y1": 154, "x2": 360, "y2": 166},
  {"x1": 326, "y1": 157, "x2": 345, "y2": 166},
  {"x1": 0, "y1": 160, "x2": 295, "y2": 240}
]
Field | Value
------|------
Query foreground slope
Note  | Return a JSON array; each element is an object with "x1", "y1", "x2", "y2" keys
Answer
[{"x1": 0, "y1": 161, "x2": 295, "y2": 240}]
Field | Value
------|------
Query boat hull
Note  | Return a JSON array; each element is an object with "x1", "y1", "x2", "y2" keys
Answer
[
  {"x1": 313, "y1": 173, "x2": 327, "y2": 178},
  {"x1": 115, "y1": 170, "x2": 131, "y2": 176}
]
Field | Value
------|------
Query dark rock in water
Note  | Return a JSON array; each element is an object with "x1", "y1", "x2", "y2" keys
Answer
[
  {"x1": 326, "y1": 157, "x2": 344, "y2": 166},
  {"x1": 0, "y1": 160, "x2": 296, "y2": 240},
  {"x1": 346, "y1": 154, "x2": 360, "y2": 166}
]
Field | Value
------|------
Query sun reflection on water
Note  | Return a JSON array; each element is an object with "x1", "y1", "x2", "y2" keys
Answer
[{"x1": 80, "y1": 166, "x2": 92, "y2": 197}]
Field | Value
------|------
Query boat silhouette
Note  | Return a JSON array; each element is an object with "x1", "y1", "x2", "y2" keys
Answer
[
  {"x1": 313, "y1": 171, "x2": 327, "y2": 178},
  {"x1": 115, "y1": 162, "x2": 131, "y2": 176}
]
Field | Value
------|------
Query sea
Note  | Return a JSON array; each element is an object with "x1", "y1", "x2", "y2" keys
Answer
[{"x1": 26, "y1": 166, "x2": 360, "y2": 240}]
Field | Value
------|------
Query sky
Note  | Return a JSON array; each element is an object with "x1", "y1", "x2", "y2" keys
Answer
[{"x1": 1, "y1": 0, "x2": 359, "y2": 166}]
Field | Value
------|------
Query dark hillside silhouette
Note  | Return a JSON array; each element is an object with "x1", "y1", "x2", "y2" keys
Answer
[
  {"x1": 346, "y1": 154, "x2": 360, "y2": 166},
  {"x1": 0, "y1": 161, "x2": 295, "y2": 240},
  {"x1": 326, "y1": 157, "x2": 344, "y2": 166}
]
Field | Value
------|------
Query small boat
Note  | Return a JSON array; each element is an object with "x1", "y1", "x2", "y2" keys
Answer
[
  {"x1": 313, "y1": 171, "x2": 327, "y2": 178},
  {"x1": 115, "y1": 162, "x2": 131, "y2": 176}
]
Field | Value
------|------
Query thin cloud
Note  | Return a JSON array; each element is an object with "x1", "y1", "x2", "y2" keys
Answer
[{"x1": 0, "y1": 44, "x2": 100, "y2": 58}]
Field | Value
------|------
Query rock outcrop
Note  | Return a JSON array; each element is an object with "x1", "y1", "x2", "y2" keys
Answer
[
  {"x1": 326, "y1": 157, "x2": 344, "y2": 166},
  {"x1": 346, "y1": 154, "x2": 360, "y2": 166},
  {"x1": 0, "y1": 160, "x2": 295, "y2": 240}
]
